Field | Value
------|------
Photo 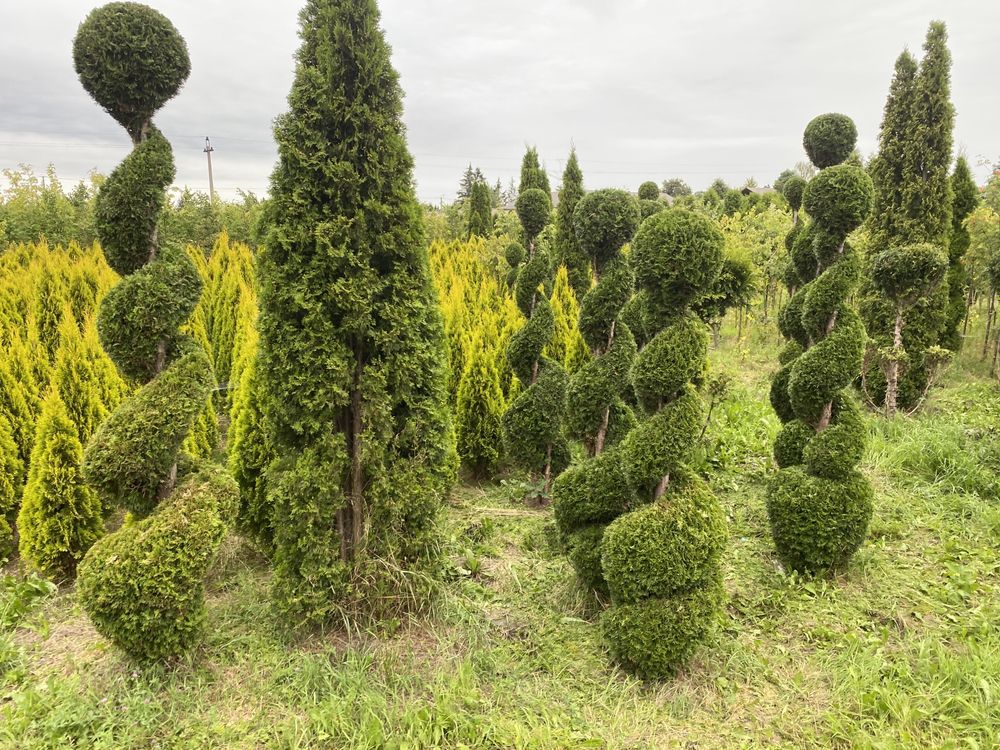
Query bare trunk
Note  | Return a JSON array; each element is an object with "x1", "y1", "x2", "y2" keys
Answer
[
  {"x1": 884, "y1": 309, "x2": 903, "y2": 418},
  {"x1": 593, "y1": 320, "x2": 617, "y2": 456},
  {"x1": 962, "y1": 278, "x2": 975, "y2": 337},
  {"x1": 654, "y1": 473, "x2": 670, "y2": 501},
  {"x1": 983, "y1": 290, "x2": 996, "y2": 360},
  {"x1": 345, "y1": 352, "x2": 365, "y2": 561},
  {"x1": 543, "y1": 445, "x2": 554, "y2": 495},
  {"x1": 816, "y1": 242, "x2": 845, "y2": 432},
  {"x1": 737, "y1": 306, "x2": 744, "y2": 341}
]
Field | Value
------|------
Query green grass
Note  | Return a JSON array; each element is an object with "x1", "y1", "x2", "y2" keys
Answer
[{"x1": 2, "y1": 320, "x2": 999, "y2": 749}]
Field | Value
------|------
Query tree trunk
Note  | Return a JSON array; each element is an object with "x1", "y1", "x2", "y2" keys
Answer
[
  {"x1": 884, "y1": 309, "x2": 903, "y2": 418},
  {"x1": 654, "y1": 473, "x2": 670, "y2": 501},
  {"x1": 983, "y1": 289, "x2": 996, "y2": 360},
  {"x1": 963, "y1": 279, "x2": 975, "y2": 337},
  {"x1": 345, "y1": 352, "x2": 365, "y2": 561}
]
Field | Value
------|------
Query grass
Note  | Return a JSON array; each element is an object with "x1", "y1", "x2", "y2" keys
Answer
[{"x1": 1, "y1": 319, "x2": 999, "y2": 749}]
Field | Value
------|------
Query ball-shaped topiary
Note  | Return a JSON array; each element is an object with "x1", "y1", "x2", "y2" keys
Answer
[
  {"x1": 803, "y1": 113, "x2": 858, "y2": 169},
  {"x1": 553, "y1": 189, "x2": 639, "y2": 590},
  {"x1": 516, "y1": 188, "x2": 552, "y2": 243},
  {"x1": 768, "y1": 114, "x2": 874, "y2": 575},
  {"x1": 781, "y1": 176, "x2": 807, "y2": 213},
  {"x1": 73, "y1": 2, "x2": 190, "y2": 142},
  {"x1": 637, "y1": 181, "x2": 660, "y2": 201},
  {"x1": 600, "y1": 209, "x2": 727, "y2": 678},
  {"x1": 73, "y1": 3, "x2": 233, "y2": 661}
]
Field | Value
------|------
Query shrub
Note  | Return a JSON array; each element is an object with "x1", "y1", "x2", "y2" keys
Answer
[
  {"x1": 454, "y1": 335, "x2": 505, "y2": 477},
  {"x1": 767, "y1": 114, "x2": 874, "y2": 575},
  {"x1": 0, "y1": 415, "x2": 25, "y2": 561},
  {"x1": 602, "y1": 209, "x2": 726, "y2": 678},
  {"x1": 17, "y1": 391, "x2": 103, "y2": 578},
  {"x1": 637, "y1": 181, "x2": 659, "y2": 201},
  {"x1": 76, "y1": 466, "x2": 238, "y2": 662}
]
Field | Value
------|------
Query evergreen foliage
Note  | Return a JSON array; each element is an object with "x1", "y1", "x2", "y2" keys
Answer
[
  {"x1": 862, "y1": 23, "x2": 956, "y2": 410},
  {"x1": 17, "y1": 390, "x2": 103, "y2": 578},
  {"x1": 553, "y1": 189, "x2": 639, "y2": 592},
  {"x1": 637, "y1": 182, "x2": 659, "y2": 201},
  {"x1": 467, "y1": 180, "x2": 493, "y2": 239},
  {"x1": 941, "y1": 157, "x2": 979, "y2": 350},
  {"x1": 73, "y1": 2, "x2": 230, "y2": 660},
  {"x1": 768, "y1": 115, "x2": 874, "y2": 574},
  {"x1": 504, "y1": 183, "x2": 568, "y2": 492},
  {"x1": 0, "y1": 415, "x2": 25, "y2": 561},
  {"x1": 553, "y1": 149, "x2": 589, "y2": 297},
  {"x1": 256, "y1": 0, "x2": 456, "y2": 625},
  {"x1": 519, "y1": 147, "x2": 551, "y2": 196},
  {"x1": 602, "y1": 208, "x2": 727, "y2": 678},
  {"x1": 454, "y1": 334, "x2": 505, "y2": 477}
]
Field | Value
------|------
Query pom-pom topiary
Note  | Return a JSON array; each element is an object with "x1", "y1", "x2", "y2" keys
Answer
[
  {"x1": 781, "y1": 176, "x2": 807, "y2": 214},
  {"x1": 516, "y1": 188, "x2": 552, "y2": 244},
  {"x1": 553, "y1": 189, "x2": 639, "y2": 590},
  {"x1": 767, "y1": 115, "x2": 874, "y2": 575},
  {"x1": 637, "y1": 181, "x2": 660, "y2": 201},
  {"x1": 803, "y1": 113, "x2": 858, "y2": 169},
  {"x1": 73, "y1": 2, "x2": 231, "y2": 660},
  {"x1": 73, "y1": 2, "x2": 190, "y2": 142},
  {"x1": 599, "y1": 209, "x2": 726, "y2": 678}
]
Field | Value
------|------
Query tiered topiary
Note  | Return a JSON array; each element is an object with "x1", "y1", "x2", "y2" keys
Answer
[
  {"x1": 603, "y1": 209, "x2": 728, "y2": 678},
  {"x1": 553, "y1": 189, "x2": 639, "y2": 591},
  {"x1": 503, "y1": 188, "x2": 569, "y2": 493},
  {"x1": 72, "y1": 2, "x2": 238, "y2": 661},
  {"x1": 767, "y1": 114, "x2": 874, "y2": 575},
  {"x1": 553, "y1": 149, "x2": 589, "y2": 298}
]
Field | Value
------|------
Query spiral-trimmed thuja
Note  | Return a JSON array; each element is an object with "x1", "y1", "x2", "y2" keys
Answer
[
  {"x1": 503, "y1": 188, "x2": 569, "y2": 491},
  {"x1": 601, "y1": 209, "x2": 727, "y2": 678},
  {"x1": 552, "y1": 189, "x2": 639, "y2": 591},
  {"x1": 768, "y1": 114, "x2": 874, "y2": 575},
  {"x1": 72, "y1": 3, "x2": 236, "y2": 661}
]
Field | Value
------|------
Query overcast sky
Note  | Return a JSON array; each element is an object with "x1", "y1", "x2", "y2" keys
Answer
[{"x1": 1, "y1": 0, "x2": 997, "y2": 204}]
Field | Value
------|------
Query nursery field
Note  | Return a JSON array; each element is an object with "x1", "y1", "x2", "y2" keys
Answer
[{"x1": 2, "y1": 323, "x2": 998, "y2": 750}]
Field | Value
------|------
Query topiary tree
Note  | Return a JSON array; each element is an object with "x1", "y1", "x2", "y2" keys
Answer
[
  {"x1": 695, "y1": 248, "x2": 757, "y2": 346},
  {"x1": 767, "y1": 114, "x2": 874, "y2": 575},
  {"x1": 519, "y1": 147, "x2": 551, "y2": 197},
  {"x1": 0, "y1": 415, "x2": 24, "y2": 561},
  {"x1": 599, "y1": 208, "x2": 727, "y2": 678},
  {"x1": 552, "y1": 189, "x2": 639, "y2": 591},
  {"x1": 553, "y1": 148, "x2": 589, "y2": 298},
  {"x1": 869, "y1": 242, "x2": 948, "y2": 415},
  {"x1": 229, "y1": 359, "x2": 274, "y2": 555},
  {"x1": 454, "y1": 333, "x2": 505, "y2": 478},
  {"x1": 72, "y1": 2, "x2": 237, "y2": 660},
  {"x1": 467, "y1": 179, "x2": 493, "y2": 239},
  {"x1": 18, "y1": 390, "x2": 103, "y2": 578},
  {"x1": 941, "y1": 157, "x2": 979, "y2": 351},
  {"x1": 503, "y1": 187, "x2": 568, "y2": 494},
  {"x1": 256, "y1": 0, "x2": 456, "y2": 625},
  {"x1": 52, "y1": 309, "x2": 108, "y2": 444},
  {"x1": 863, "y1": 24, "x2": 956, "y2": 409},
  {"x1": 637, "y1": 181, "x2": 659, "y2": 201}
]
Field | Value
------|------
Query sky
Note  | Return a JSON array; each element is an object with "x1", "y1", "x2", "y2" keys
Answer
[{"x1": 1, "y1": 0, "x2": 998, "y2": 205}]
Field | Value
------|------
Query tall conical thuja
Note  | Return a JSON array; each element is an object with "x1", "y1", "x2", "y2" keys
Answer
[
  {"x1": 73, "y1": 2, "x2": 238, "y2": 661},
  {"x1": 768, "y1": 114, "x2": 874, "y2": 573},
  {"x1": 256, "y1": 0, "x2": 456, "y2": 624}
]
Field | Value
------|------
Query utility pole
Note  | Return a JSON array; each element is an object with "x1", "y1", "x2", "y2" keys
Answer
[{"x1": 204, "y1": 136, "x2": 216, "y2": 202}]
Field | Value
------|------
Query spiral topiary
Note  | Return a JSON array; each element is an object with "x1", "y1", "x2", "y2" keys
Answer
[
  {"x1": 503, "y1": 188, "x2": 569, "y2": 492},
  {"x1": 552, "y1": 189, "x2": 639, "y2": 591},
  {"x1": 72, "y1": 2, "x2": 237, "y2": 661},
  {"x1": 768, "y1": 114, "x2": 874, "y2": 576},
  {"x1": 602, "y1": 209, "x2": 727, "y2": 678}
]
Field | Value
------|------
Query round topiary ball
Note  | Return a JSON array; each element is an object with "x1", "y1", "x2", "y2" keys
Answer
[
  {"x1": 870, "y1": 242, "x2": 948, "y2": 303},
  {"x1": 504, "y1": 241, "x2": 526, "y2": 268},
  {"x1": 782, "y1": 176, "x2": 807, "y2": 212},
  {"x1": 637, "y1": 181, "x2": 660, "y2": 201},
  {"x1": 73, "y1": 2, "x2": 190, "y2": 140},
  {"x1": 516, "y1": 188, "x2": 551, "y2": 241},
  {"x1": 802, "y1": 165, "x2": 874, "y2": 235},
  {"x1": 803, "y1": 113, "x2": 857, "y2": 169},
  {"x1": 573, "y1": 189, "x2": 640, "y2": 267},
  {"x1": 631, "y1": 209, "x2": 724, "y2": 313}
]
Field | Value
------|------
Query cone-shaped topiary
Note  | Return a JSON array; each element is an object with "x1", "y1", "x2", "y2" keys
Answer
[
  {"x1": 554, "y1": 149, "x2": 589, "y2": 298},
  {"x1": 229, "y1": 359, "x2": 274, "y2": 555},
  {"x1": 52, "y1": 309, "x2": 108, "y2": 444},
  {"x1": 601, "y1": 208, "x2": 727, "y2": 678},
  {"x1": 18, "y1": 390, "x2": 103, "y2": 578},
  {"x1": 455, "y1": 333, "x2": 505, "y2": 478},
  {"x1": 467, "y1": 180, "x2": 493, "y2": 239},
  {"x1": 503, "y1": 186, "x2": 569, "y2": 493},
  {"x1": 0, "y1": 415, "x2": 25, "y2": 561},
  {"x1": 768, "y1": 114, "x2": 874, "y2": 575},
  {"x1": 553, "y1": 189, "x2": 640, "y2": 590},
  {"x1": 256, "y1": 0, "x2": 456, "y2": 625},
  {"x1": 941, "y1": 157, "x2": 979, "y2": 351},
  {"x1": 73, "y1": 2, "x2": 234, "y2": 660}
]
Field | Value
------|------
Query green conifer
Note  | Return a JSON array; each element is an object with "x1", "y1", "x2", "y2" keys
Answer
[
  {"x1": 941, "y1": 157, "x2": 979, "y2": 350},
  {"x1": 519, "y1": 147, "x2": 551, "y2": 197},
  {"x1": 467, "y1": 179, "x2": 493, "y2": 239},
  {"x1": 454, "y1": 334, "x2": 505, "y2": 477},
  {"x1": 53, "y1": 309, "x2": 109, "y2": 444},
  {"x1": 553, "y1": 149, "x2": 590, "y2": 297},
  {"x1": 0, "y1": 415, "x2": 25, "y2": 560},
  {"x1": 18, "y1": 390, "x2": 103, "y2": 578},
  {"x1": 256, "y1": 0, "x2": 456, "y2": 623}
]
